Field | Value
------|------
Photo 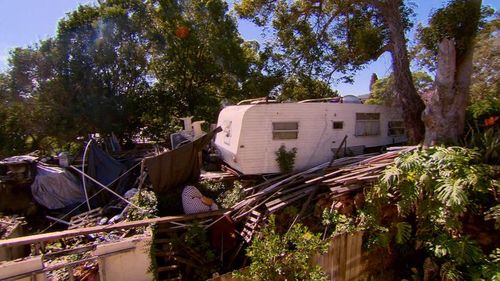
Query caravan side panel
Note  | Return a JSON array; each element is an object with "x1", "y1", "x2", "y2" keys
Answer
[
  {"x1": 236, "y1": 104, "x2": 339, "y2": 174},
  {"x1": 215, "y1": 103, "x2": 406, "y2": 175},
  {"x1": 214, "y1": 105, "x2": 253, "y2": 173}
]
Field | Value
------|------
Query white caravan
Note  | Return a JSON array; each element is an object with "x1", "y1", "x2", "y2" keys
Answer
[{"x1": 214, "y1": 101, "x2": 406, "y2": 175}]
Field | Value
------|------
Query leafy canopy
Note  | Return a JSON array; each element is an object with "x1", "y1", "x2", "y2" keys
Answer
[{"x1": 234, "y1": 0, "x2": 411, "y2": 84}]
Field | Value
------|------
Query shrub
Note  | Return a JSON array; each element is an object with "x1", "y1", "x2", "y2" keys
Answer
[
  {"x1": 242, "y1": 216, "x2": 328, "y2": 281},
  {"x1": 275, "y1": 145, "x2": 297, "y2": 173}
]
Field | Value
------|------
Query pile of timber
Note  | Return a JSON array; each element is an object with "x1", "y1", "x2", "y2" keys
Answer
[
  {"x1": 229, "y1": 146, "x2": 417, "y2": 225},
  {"x1": 200, "y1": 170, "x2": 239, "y2": 182}
]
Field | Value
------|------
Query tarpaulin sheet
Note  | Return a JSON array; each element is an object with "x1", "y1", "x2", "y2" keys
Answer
[
  {"x1": 85, "y1": 142, "x2": 128, "y2": 205},
  {"x1": 31, "y1": 164, "x2": 85, "y2": 210},
  {"x1": 143, "y1": 127, "x2": 221, "y2": 194}
]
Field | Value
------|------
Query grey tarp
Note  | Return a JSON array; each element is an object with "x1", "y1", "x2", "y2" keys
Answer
[
  {"x1": 31, "y1": 164, "x2": 85, "y2": 209},
  {"x1": 143, "y1": 127, "x2": 221, "y2": 194}
]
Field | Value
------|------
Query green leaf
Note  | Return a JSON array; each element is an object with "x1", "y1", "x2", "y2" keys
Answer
[{"x1": 394, "y1": 222, "x2": 412, "y2": 245}]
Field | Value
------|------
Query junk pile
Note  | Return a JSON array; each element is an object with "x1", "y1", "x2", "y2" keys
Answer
[
  {"x1": 227, "y1": 146, "x2": 417, "y2": 245},
  {"x1": 0, "y1": 216, "x2": 26, "y2": 241},
  {"x1": 0, "y1": 115, "x2": 418, "y2": 280},
  {"x1": 0, "y1": 122, "x2": 235, "y2": 280},
  {"x1": 0, "y1": 138, "x2": 156, "y2": 231},
  {"x1": 0, "y1": 156, "x2": 38, "y2": 214}
]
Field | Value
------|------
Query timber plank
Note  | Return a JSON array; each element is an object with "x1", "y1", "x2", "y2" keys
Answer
[
  {"x1": 339, "y1": 234, "x2": 346, "y2": 281},
  {"x1": 332, "y1": 235, "x2": 340, "y2": 280},
  {"x1": 0, "y1": 209, "x2": 227, "y2": 248},
  {"x1": 346, "y1": 233, "x2": 353, "y2": 281}
]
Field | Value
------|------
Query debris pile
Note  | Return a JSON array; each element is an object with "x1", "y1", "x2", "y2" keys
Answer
[
  {"x1": 228, "y1": 146, "x2": 417, "y2": 242},
  {"x1": 0, "y1": 116, "x2": 418, "y2": 280},
  {"x1": 0, "y1": 216, "x2": 25, "y2": 240}
]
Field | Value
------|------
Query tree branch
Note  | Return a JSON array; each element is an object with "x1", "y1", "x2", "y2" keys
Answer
[{"x1": 374, "y1": 44, "x2": 392, "y2": 59}]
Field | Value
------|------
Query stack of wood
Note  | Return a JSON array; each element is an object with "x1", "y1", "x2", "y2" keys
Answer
[
  {"x1": 314, "y1": 146, "x2": 417, "y2": 197},
  {"x1": 229, "y1": 146, "x2": 418, "y2": 237}
]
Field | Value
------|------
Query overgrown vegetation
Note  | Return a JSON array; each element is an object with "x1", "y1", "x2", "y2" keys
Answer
[
  {"x1": 182, "y1": 223, "x2": 219, "y2": 280},
  {"x1": 126, "y1": 190, "x2": 158, "y2": 221},
  {"x1": 321, "y1": 209, "x2": 356, "y2": 236},
  {"x1": 242, "y1": 216, "x2": 328, "y2": 281},
  {"x1": 216, "y1": 181, "x2": 245, "y2": 209},
  {"x1": 200, "y1": 180, "x2": 245, "y2": 209},
  {"x1": 0, "y1": 0, "x2": 276, "y2": 157},
  {"x1": 359, "y1": 146, "x2": 499, "y2": 280},
  {"x1": 275, "y1": 145, "x2": 297, "y2": 174},
  {"x1": 463, "y1": 124, "x2": 499, "y2": 165}
]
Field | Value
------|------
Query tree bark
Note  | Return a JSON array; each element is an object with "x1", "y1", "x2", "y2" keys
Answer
[
  {"x1": 377, "y1": 0, "x2": 426, "y2": 144},
  {"x1": 422, "y1": 38, "x2": 473, "y2": 146},
  {"x1": 422, "y1": 0, "x2": 481, "y2": 146}
]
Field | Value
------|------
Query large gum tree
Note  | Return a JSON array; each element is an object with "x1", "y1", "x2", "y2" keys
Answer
[
  {"x1": 235, "y1": 0, "x2": 489, "y2": 145},
  {"x1": 419, "y1": 0, "x2": 484, "y2": 145},
  {"x1": 236, "y1": 0, "x2": 426, "y2": 143}
]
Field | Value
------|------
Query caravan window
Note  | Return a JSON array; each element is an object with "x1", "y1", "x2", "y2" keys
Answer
[
  {"x1": 355, "y1": 113, "x2": 380, "y2": 136},
  {"x1": 388, "y1": 121, "x2": 405, "y2": 136},
  {"x1": 332, "y1": 121, "x2": 344, "y2": 129},
  {"x1": 273, "y1": 122, "x2": 298, "y2": 140}
]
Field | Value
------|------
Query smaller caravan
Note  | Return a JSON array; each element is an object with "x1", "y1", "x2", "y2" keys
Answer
[{"x1": 214, "y1": 97, "x2": 406, "y2": 175}]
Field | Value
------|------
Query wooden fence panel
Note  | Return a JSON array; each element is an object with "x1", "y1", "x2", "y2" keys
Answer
[
  {"x1": 314, "y1": 231, "x2": 365, "y2": 281},
  {"x1": 208, "y1": 232, "x2": 366, "y2": 281}
]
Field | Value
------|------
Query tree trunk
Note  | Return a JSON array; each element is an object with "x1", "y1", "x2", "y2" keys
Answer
[
  {"x1": 378, "y1": 0, "x2": 426, "y2": 144},
  {"x1": 422, "y1": 38, "x2": 473, "y2": 146}
]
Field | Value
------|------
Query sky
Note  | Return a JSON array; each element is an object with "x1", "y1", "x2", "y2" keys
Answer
[{"x1": 0, "y1": 0, "x2": 498, "y2": 96}]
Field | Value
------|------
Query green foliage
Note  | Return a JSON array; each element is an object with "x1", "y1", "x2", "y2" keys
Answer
[
  {"x1": 243, "y1": 216, "x2": 328, "y2": 281},
  {"x1": 321, "y1": 209, "x2": 356, "y2": 235},
  {"x1": 235, "y1": 0, "x2": 428, "y2": 144},
  {"x1": 275, "y1": 145, "x2": 297, "y2": 174},
  {"x1": 365, "y1": 72, "x2": 433, "y2": 105},
  {"x1": 126, "y1": 190, "x2": 158, "y2": 221},
  {"x1": 394, "y1": 222, "x2": 412, "y2": 245},
  {"x1": 198, "y1": 180, "x2": 245, "y2": 209},
  {"x1": 183, "y1": 223, "x2": 219, "y2": 279},
  {"x1": 414, "y1": 1, "x2": 494, "y2": 71},
  {"x1": 145, "y1": 0, "x2": 252, "y2": 126},
  {"x1": 482, "y1": 248, "x2": 500, "y2": 280},
  {"x1": 374, "y1": 147, "x2": 492, "y2": 220},
  {"x1": 468, "y1": 96, "x2": 500, "y2": 120},
  {"x1": 362, "y1": 146, "x2": 498, "y2": 279},
  {"x1": 278, "y1": 74, "x2": 338, "y2": 102},
  {"x1": 216, "y1": 181, "x2": 245, "y2": 209},
  {"x1": 468, "y1": 13, "x2": 500, "y2": 120},
  {"x1": 0, "y1": 102, "x2": 31, "y2": 157},
  {"x1": 418, "y1": 0, "x2": 486, "y2": 59},
  {"x1": 235, "y1": 0, "x2": 413, "y2": 89},
  {"x1": 463, "y1": 124, "x2": 499, "y2": 164},
  {"x1": 200, "y1": 180, "x2": 226, "y2": 193},
  {"x1": 0, "y1": 0, "x2": 260, "y2": 155}
]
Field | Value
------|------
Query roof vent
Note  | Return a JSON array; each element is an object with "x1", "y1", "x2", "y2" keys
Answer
[{"x1": 342, "y1": 95, "x2": 362, "y2": 104}]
